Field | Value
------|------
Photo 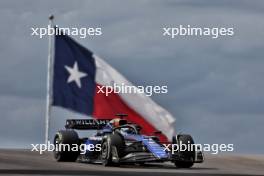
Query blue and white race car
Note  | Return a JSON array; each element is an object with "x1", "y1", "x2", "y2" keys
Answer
[{"x1": 53, "y1": 114, "x2": 204, "y2": 168}]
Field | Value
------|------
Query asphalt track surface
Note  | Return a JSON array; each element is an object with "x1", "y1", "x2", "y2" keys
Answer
[{"x1": 0, "y1": 149, "x2": 263, "y2": 176}]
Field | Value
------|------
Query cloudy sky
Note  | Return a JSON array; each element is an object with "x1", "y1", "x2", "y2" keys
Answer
[{"x1": 0, "y1": 0, "x2": 263, "y2": 154}]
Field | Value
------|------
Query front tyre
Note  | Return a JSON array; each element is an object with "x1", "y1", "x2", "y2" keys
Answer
[
  {"x1": 174, "y1": 134, "x2": 195, "y2": 168},
  {"x1": 101, "y1": 133, "x2": 124, "y2": 166},
  {"x1": 101, "y1": 138, "x2": 113, "y2": 166},
  {"x1": 174, "y1": 161, "x2": 194, "y2": 168}
]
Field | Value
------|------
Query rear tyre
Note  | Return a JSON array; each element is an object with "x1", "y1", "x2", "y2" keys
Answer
[
  {"x1": 53, "y1": 130, "x2": 80, "y2": 162},
  {"x1": 174, "y1": 134, "x2": 195, "y2": 168}
]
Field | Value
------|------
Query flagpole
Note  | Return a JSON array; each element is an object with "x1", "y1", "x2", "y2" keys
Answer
[{"x1": 45, "y1": 15, "x2": 54, "y2": 145}]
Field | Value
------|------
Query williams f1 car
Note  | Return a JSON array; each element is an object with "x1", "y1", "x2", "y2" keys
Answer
[{"x1": 53, "y1": 114, "x2": 204, "y2": 168}]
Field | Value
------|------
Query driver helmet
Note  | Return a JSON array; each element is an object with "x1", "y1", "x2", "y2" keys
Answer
[{"x1": 109, "y1": 118, "x2": 127, "y2": 128}]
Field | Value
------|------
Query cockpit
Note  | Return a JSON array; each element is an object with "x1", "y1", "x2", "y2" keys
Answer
[{"x1": 114, "y1": 125, "x2": 139, "y2": 135}]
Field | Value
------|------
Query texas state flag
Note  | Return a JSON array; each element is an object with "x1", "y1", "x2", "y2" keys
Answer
[{"x1": 52, "y1": 34, "x2": 175, "y2": 141}]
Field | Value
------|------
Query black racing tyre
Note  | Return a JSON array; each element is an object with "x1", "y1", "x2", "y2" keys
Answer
[
  {"x1": 101, "y1": 138, "x2": 113, "y2": 166},
  {"x1": 53, "y1": 130, "x2": 80, "y2": 162},
  {"x1": 101, "y1": 132, "x2": 124, "y2": 166},
  {"x1": 174, "y1": 134, "x2": 195, "y2": 168},
  {"x1": 175, "y1": 161, "x2": 194, "y2": 168},
  {"x1": 110, "y1": 132, "x2": 125, "y2": 157}
]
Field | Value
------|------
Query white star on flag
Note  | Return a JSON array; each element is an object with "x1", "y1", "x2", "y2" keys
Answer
[{"x1": 64, "y1": 61, "x2": 87, "y2": 88}]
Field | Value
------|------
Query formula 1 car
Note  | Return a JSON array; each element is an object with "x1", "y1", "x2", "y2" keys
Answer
[{"x1": 53, "y1": 114, "x2": 204, "y2": 168}]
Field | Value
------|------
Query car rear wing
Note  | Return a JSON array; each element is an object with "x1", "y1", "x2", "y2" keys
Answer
[{"x1": 65, "y1": 119, "x2": 111, "y2": 130}]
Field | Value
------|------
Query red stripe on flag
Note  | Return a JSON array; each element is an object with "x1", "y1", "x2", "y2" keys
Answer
[{"x1": 92, "y1": 84, "x2": 168, "y2": 142}]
